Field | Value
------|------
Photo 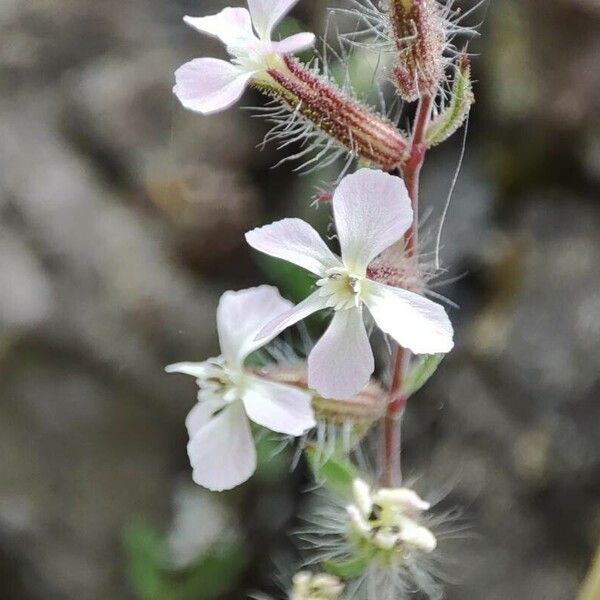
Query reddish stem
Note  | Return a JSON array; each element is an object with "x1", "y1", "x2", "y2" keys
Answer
[{"x1": 382, "y1": 94, "x2": 433, "y2": 487}]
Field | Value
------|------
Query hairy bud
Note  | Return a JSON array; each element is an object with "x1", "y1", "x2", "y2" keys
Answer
[
  {"x1": 256, "y1": 57, "x2": 409, "y2": 170},
  {"x1": 387, "y1": 0, "x2": 446, "y2": 101},
  {"x1": 426, "y1": 54, "x2": 474, "y2": 147}
]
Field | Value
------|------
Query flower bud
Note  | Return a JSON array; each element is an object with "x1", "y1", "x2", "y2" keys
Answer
[
  {"x1": 426, "y1": 53, "x2": 474, "y2": 147},
  {"x1": 387, "y1": 0, "x2": 446, "y2": 101},
  {"x1": 291, "y1": 571, "x2": 344, "y2": 600},
  {"x1": 256, "y1": 56, "x2": 409, "y2": 170}
]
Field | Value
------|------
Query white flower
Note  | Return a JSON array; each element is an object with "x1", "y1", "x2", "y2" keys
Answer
[
  {"x1": 174, "y1": 0, "x2": 315, "y2": 115},
  {"x1": 245, "y1": 168, "x2": 454, "y2": 400},
  {"x1": 166, "y1": 286, "x2": 315, "y2": 491},
  {"x1": 347, "y1": 478, "x2": 437, "y2": 554},
  {"x1": 291, "y1": 571, "x2": 344, "y2": 600}
]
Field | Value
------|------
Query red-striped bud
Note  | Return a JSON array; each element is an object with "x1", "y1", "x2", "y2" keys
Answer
[
  {"x1": 255, "y1": 56, "x2": 408, "y2": 170},
  {"x1": 387, "y1": 0, "x2": 446, "y2": 101}
]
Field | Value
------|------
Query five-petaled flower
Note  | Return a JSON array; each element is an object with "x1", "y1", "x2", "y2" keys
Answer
[
  {"x1": 174, "y1": 0, "x2": 315, "y2": 115},
  {"x1": 166, "y1": 286, "x2": 315, "y2": 491},
  {"x1": 246, "y1": 168, "x2": 454, "y2": 400}
]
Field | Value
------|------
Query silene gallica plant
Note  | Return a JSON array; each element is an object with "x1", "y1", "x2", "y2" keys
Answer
[{"x1": 168, "y1": 0, "x2": 477, "y2": 597}]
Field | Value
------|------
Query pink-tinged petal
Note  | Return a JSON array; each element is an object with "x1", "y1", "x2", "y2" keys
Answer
[
  {"x1": 217, "y1": 286, "x2": 294, "y2": 366},
  {"x1": 363, "y1": 280, "x2": 454, "y2": 354},
  {"x1": 270, "y1": 32, "x2": 316, "y2": 54},
  {"x1": 248, "y1": 0, "x2": 300, "y2": 39},
  {"x1": 333, "y1": 169, "x2": 413, "y2": 272},
  {"x1": 185, "y1": 399, "x2": 226, "y2": 438},
  {"x1": 174, "y1": 58, "x2": 252, "y2": 115},
  {"x1": 243, "y1": 376, "x2": 315, "y2": 435},
  {"x1": 246, "y1": 218, "x2": 341, "y2": 276},
  {"x1": 308, "y1": 307, "x2": 374, "y2": 399},
  {"x1": 255, "y1": 290, "x2": 325, "y2": 342},
  {"x1": 183, "y1": 8, "x2": 255, "y2": 47},
  {"x1": 187, "y1": 402, "x2": 256, "y2": 491}
]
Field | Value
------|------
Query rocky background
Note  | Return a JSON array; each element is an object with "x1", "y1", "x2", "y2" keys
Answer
[{"x1": 0, "y1": 0, "x2": 599, "y2": 598}]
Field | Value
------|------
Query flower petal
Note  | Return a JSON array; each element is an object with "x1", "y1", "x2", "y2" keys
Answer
[
  {"x1": 174, "y1": 58, "x2": 252, "y2": 115},
  {"x1": 217, "y1": 286, "x2": 294, "y2": 366},
  {"x1": 165, "y1": 361, "x2": 211, "y2": 378},
  {"x1": 243, "y1": 376, "x2": 315, "y2": 435},
  {"x1": 248, "y1": 0, "x2": 300, "y2": 39},
  {"x1": 246, "y1": 218, "x2": 340, "y2": 276},
  {"x1": 255, "y1": 290, "x2": 325, "y2": 342},
  {"x1": 333, "y1": 169, "x2": 413, "y2": 272},
  {"x1": 185, "y1": 398, "x2": 226, "y2": 438},
  {"x1": 308, "y1": 307, "x2": 374, "y2": 399},
  {"x1": 183, "y1": 8, "x2": 255, "y2": 47},
  {"x1": 187, "y1": 402, "x2": 257, "y2": 491},
  {"x1": 270, "y1": 32, "x2": 316, "y2": 54},
  {"x1": 363, "y1": 280, "x2": 454, "y2": 354}
]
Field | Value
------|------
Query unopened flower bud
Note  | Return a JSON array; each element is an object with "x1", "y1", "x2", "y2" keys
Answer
[
  {"x1": 387, "y1": 0, "x2": 446, "y2": 101},
  {"x1": 291, "y1": 571, "x2": 344, "y2": 600},
  {"x1": 256, "y1": 56, "x2": 409, "y2": 170}
]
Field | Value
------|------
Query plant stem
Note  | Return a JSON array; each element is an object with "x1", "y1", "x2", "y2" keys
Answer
[{"x1": 381, "y1": 94, "x2": 433, "y2": 487}]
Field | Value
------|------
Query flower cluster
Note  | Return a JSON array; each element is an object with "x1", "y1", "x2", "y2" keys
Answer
[
  {"x1": 168, "y1": 0, "x2": 478, "y2": 596},
  {"x1": 347, "y1": 478, "x2": 436, "y2": 558}
]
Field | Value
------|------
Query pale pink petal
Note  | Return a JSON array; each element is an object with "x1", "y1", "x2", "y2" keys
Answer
[
  {"x1": 187, "y1": 402, "x2": 256, "y2": 491},
  {"x1": 174, "y1": 58, "x2": 252, "y2": 115},
  {"x1": 270, "y1": 32, "x2": 316, "y2": 54},
  {"x1": 363, "y1": 280, "x2": 454, "y2": 354},
  {"x1": 248, "y1": 0, "x2": 300, "y2": 39},
  {"x1": 242, "y1": 376, "x2": 315, "y2": 435},
  {"x1": 246, "y1": 218, "x2": 341, "y2": 276},
  {"x1": 255, "y1": 290, "x2": 325, "y2": 342},
  {"x1": 183, "y1": 8, "x2": 255, "y2": 47},
  {"x1": 165, "y1": 361, "x2": 211, "y2": 378},
  {"x1": 333, "y1": 169, "x2": 413, "y2": 272},
  {"x1": 217, "y1": 286, "x2": 294, "y2": 366},
  {"x1": 307, "y1": 307, "x2": 374, "y2": 399},
  {"x1": 185, "y1": 399, "x2": 226, "y2": 438}
]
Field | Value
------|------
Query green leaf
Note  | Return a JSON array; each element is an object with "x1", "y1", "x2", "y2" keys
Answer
[
  {"x1": 257, "y1": 255, "x2": 315, "y2": 304},
  {"x1": 306, "y1": 447, "x2": 358, "y2": 497},
  {"x1": 123, "y1": 521, "x2": 169, "y2": 600},
  {"x1": 322, "y1": 554, "x2": 371, "y2": 579},
  {"x1": 401, "y1": 354, "x2": 444, "y2": 398},
  {"x1": 168, "y1": 539, "x2": 247, "y2": 600}
]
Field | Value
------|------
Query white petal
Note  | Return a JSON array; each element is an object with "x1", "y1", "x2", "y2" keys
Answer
[
  {"x1": 242, "y1": 376, "x2": 315, "y2": 435},
  {"x1": 216, "y1": 286, "x2": 294, "y2": 366},
  {"x1": 248, "y1": 0, "x2": 299, "y2": 39},
  {"x1": 165, "y1": 361, "x2": 210, "y2": 378},
  {"x1": 333, "y1": 169, "x2": 413, "y2": 272},
  {"x1": 255, "y1": 290, "x2": 325, "y2": 342},
  {"x1": 174, "y1": 58, "x2": 252, "y2": 115},
  {"x1": 183, "y1": 8, "x2": 255, "y2": 47},
  {"x1": 353, "y1": 478, "x2": 373, "y2": 516},
  {"x1": 185, "y1": 398, "x2": 226, "y2": 438},
  {"x1": 308, "y1": 307, "x2": 374, "y2": 400},
  {"x1": 187, "y1": 403, "x2": 257, "y2": 491},
  {"x1": 363, "y1": 280, "x2": 454, "y2": 354},
  {"x1": 246, "y1": 218, "x2": 340, "y2": 276},
  {"x1": 270, "y1": 32, "x2": 316, "y2": 54}
]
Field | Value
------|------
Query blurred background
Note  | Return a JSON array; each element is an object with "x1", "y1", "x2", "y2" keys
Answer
[{"x1": 1, "y1": 0, "x2": 599, "y2": 598}]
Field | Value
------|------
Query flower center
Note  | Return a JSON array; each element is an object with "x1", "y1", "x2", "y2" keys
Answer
[
  {"x1": 197, "y1": 357, "x2": 245, "y2": 404},
  {"x1": 316, "y1": 267, "x2": 365, "y2": 311}
]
